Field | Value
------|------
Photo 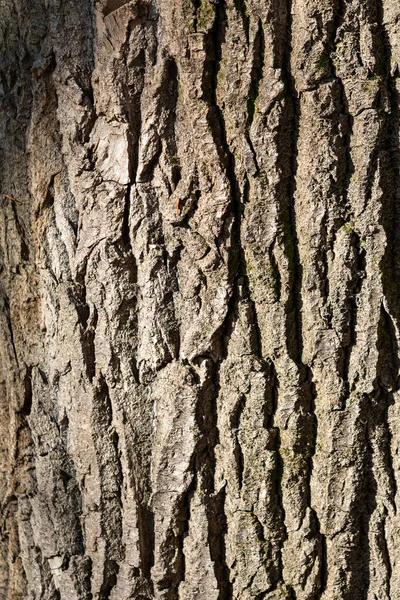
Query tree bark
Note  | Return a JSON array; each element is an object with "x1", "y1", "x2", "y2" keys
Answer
[{"x1": 0, "y1": 0, "x2": 400, "y2": 598}]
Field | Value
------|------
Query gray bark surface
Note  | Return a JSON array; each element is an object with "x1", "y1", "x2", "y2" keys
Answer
[{"x1": 0, "y1": 0, "x2": 400, "y2": 598}]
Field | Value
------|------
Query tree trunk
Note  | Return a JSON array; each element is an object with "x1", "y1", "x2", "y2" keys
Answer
[{"x1": 0, "y1": 0, "x2": 400, "y2": 598}]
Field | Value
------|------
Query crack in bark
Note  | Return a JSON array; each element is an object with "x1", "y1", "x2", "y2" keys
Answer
[
  {"x1": 200, "y1": 361, "x2": 233, "y2": 600},
  {"x1": 279, "y1": 0, "x2": 303, "y2": 366},
  {"x1": 92, "y1": 375, "x2": 124, "y2": 598},
  {"x1": 342, "y1": 231, "x2": 366, "y2": 401}
]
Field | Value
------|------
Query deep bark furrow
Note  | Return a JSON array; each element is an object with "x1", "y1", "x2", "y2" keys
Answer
[
  {"x1": 282, "y1": 0, "x2": 303, "y2": 365},
  {"x1": 92, "y1": 376, "x2": 124, "y2": 598}
]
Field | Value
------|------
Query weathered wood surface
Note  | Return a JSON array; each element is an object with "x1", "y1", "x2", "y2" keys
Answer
[{"x1": 0, "y1": 0, "x2": 400, "y2": 598}]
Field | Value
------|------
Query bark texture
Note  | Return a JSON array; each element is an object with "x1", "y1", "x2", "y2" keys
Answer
[{"x1": 1, "y1": 0, "x2": 400, "y2": 598}]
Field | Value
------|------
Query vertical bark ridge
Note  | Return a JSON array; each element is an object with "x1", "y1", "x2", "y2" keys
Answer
[{"x1": 210, "y1": 2, "x2": 292, "y2": 594}]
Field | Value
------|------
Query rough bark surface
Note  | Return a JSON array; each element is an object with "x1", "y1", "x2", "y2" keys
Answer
[{"x1": 1, "y1": 0, "x2": 400, "y2": 598}]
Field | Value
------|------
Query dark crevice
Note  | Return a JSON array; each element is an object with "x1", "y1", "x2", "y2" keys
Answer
[
  {"x1": 319, "y1": 530, "x2": 328, "y2": 596},
  {"x1": 3, "y1": 295, "x2": 19, "y2": 367},
  {"x1": 318, "y1": 212, "x2": 331, "y2": 326},
  {"x1": 269, "y1": 244, "x2": 282, "y2": 303},
  {"x1": 121, "y1": 39, "x2": 145, "y2": 246},
  {"x1": 121, "y1": 182, "x2": 132, "y2": 250},
  {"x1": 379, "y1": 34, "x2": 400, "y2": 338},
  {"x1": 137, "y1": 502, "x2": 155, "y2": 579},
  {"x1": 379, "y1": 515, "x2": 392, "y2": 599},
  {"x1": 341, "y1": 231, "x2": 366, "y2": 399},
  {"x1": 21, "y1": 365, "x2": 33, "y2": 416},
  {"x1": 34, "y1": 172, "x2": 57, "y2": 219},
  {"x1": 192, "y1": 358, "x2": 233, "y2": 600},
  {"x1": 191, "y1": 0, "x2": 201, "y2": 32},
  {"x1": 279, "y1": 0, "x2": 303, "y2": 366},
  {"x1": 333, "y1": 73, "x2": 356, "y2": 392},
  {"x1": 70, "y1": 283, "x2": 97, "y2": 382},
  {"x1": 264, "y1": 361, "x2": 278, "y2": 429},
  {"x1": 208, "y1": 484, "x2": 231, "y2": 600},
  {"x1": 246, "y1": 19, "x2": 264, "y2": 130},
  {"x1": 158, "y1": 57, "x2": 181, "y2": 189},
  {"x1": 103, "y1": 0, "x2": 130, "y2": 16},
  {"x1": 267, "y1": 365, "x2": 289, "y2": 589},
  {"x1": 327, "y1": 0, "x2": 357, "y2": 356},
  {"x1": 336, "y1": 91, "x2": 353, "y2": 220},
  {"x1": 92, "y1": 375, "x2": 124, "y2": 597},
  {"x1": 376, "y1": 27, "x2": 400, "y2": 595},
  {"x1": 375, "y1": 305, "x2": 399, "y2": 513},
  {"x1": 127, "y1": 462, "x2": 154, "y2": 595},
  {"x1": 206, "y1": 464, "x2": 231, "y2": 598},
  {"x1": 230, "y1": 394, "x2": 246, "y2": 490},
  {"x1": 304, "y1": 365, "x2": 318, "y2": 484},
  {"x1": 10, "y1": 199, "x2": 29, "y2": 261},
  {"x1": 353, "y1": 400, "x2": 375, "y2": 600},
  {"x1": 55, "y1": 414, "x2": 85, "y2": 557},
  {"x1": 99, "y1": 560, "x2": 119, "y2": 600}
]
